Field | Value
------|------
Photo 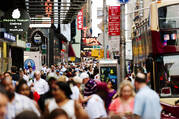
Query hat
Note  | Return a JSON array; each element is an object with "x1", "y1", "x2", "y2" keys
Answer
[
  {"x1": 80, "y1": 72, "x2": 89, "y2": 80},
  {"x1": 73, "y1": 76, "x2": 82, "y2": 84}
]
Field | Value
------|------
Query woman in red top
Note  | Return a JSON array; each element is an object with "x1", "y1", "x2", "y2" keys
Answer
[{"x1": 109, "y1": 80, "x2": 135, "y2": 118}]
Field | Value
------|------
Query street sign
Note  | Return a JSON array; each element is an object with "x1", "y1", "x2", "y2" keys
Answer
[
  {"x1": 42, "y1": 44, "x2": 46, "y2": 49},
  {"x1": 108, "y1": 6, "x2": 120, "y2": 36},
  {"x1": 26, "y1": 43, "x2": 31, "y2": 48},
  {"x1": 119, "y1": 0, "x2": 129, "y2": 4}
]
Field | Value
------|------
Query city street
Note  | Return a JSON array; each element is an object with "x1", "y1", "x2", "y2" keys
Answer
[{"x1": 0, "y1": 0, "x2": 179, "y2": 119}]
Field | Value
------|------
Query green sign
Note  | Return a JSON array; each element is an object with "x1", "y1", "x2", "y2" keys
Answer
[{"x1": 42, "y1": 49, "x2": 46, "y2": 54}]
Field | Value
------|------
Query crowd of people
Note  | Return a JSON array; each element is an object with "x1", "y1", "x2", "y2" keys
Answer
[{"x1": 0, "y1": 61, "x2": 162, "y2": 119}]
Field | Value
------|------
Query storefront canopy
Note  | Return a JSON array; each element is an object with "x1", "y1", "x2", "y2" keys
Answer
[{"x1": 21, "y1": 0, "x2": 87, "y2": 24}]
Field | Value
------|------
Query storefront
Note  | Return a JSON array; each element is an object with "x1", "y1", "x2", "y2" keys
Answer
[{"x1": 0, "y1": 32, "x2": 16, "y2": 72}]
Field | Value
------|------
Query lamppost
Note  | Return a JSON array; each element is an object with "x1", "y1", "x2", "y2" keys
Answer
[{"x1": 119, "y1": 0, "x2": 129, "y2": 81}]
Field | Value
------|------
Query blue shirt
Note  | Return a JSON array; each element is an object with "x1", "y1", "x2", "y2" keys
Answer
[{"x1": 134, "y1": 86, "x2": 162, "y2": 119}]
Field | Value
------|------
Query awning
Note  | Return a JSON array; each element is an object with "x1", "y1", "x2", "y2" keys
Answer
[
  {"x1": 20, "y1": 0, "x2": 87, "y2": 24},
  {"x1": 68, "y1": 44, "x2": 76, "y2": 57}
]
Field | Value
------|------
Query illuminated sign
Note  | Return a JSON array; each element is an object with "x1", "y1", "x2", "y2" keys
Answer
[
  {"x1": 45, "y1": 0, "x2": 52, "y2": 17},
  {"x1": 0, "y1": 32, "x2": 16, "y2": 42},
  {"x1": 82, "y1": 37, "x2": 100, "y2": 47},
  {"x1": 1, "y1": 9, "x2": 30, "y2": 35},
  {"x1": 77, "y1": 9, "x2": 83, "y2": 30}
]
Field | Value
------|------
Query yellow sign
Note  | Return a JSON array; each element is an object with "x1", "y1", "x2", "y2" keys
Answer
[
  {"x1": 70, "y1": 57, "x2": 75, "y2": 62},
  {"x1": 91, "y1": 49, "x2": 99, "y2": 57}
]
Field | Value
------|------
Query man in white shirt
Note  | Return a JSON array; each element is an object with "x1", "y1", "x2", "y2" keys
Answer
[
  {"x1": 47, "y1": 65, "x2": 56, "y2": 79},
  {"x1": 32, "y1": 71, "x2": 49, "y2": 112},
  {"x1": 1, "y1": 77, "x2": 40, "y2": 119},
  {"x1": 33, "y1": 71, "x2": 49, "y2": 95}
]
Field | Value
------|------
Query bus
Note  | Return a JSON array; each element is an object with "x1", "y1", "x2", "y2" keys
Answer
[{"x1": 132, "y1": 1, "x2": 179, "y2": 118}]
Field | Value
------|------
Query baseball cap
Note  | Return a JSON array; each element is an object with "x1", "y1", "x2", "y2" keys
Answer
[
  {"x1": 73, "y1": 76, "x2": 83, "y2": 84},
  {"x1": 80, "y1": 72, "x2": 89, "y2": 80}
]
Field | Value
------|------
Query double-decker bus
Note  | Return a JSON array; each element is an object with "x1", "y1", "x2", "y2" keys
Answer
[{"x1": 132, "y1": 1, "x2": 179, "y2": 118}]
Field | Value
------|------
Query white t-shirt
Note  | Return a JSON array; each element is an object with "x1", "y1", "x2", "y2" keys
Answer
[
  {"x1": 47, "y1": 98, "x2": 76, "y2": 119},
  {"x1": 85, "y1": 94, "x2": 107, "y2": 119},
  {"x1": 70, "y1": 86, "x2": 80, "y2": 100},
  {"x1": 48, "y1": 72, "x2": 56, "y2": 78},
  {"x1": 6, "y1": 93, "x2": 40, "y2": 119}
]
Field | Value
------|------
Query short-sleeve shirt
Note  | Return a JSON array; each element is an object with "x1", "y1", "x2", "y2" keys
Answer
[
  {"x1": 83, "y1": 79, "x2": 97, "y2": 96},
  {"x1": 47, "y1": 98, "x2": 76, "y2": 119},
  {"x1": 6, "y1": 93, "x2": 40, "y2": 119},
  {"x1": 109, "y1": 97, "x2": 134, "y2": 114},
  {"x1": 134, "y1": 86, "x2": 162, "y2": 119},
  {"x1": 85, "y1": 94, "x2": 107, "y2": 119}
]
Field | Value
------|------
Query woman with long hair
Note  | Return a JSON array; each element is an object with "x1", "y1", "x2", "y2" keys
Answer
[
  {"x1": 109, "y1": 80, "x2": 135, "y2": 118},
  {"x1": 46, "y1": 81, "x2": 88, "y2": 119}
]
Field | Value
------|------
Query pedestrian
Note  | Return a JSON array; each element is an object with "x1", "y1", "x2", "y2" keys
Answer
[
  {"x1": 11, "y1": 66, "x2": 19, "y2": 81},
  {"x1": 80, "y1": 72, "x2": 97, "y2": 97},
  {"x1": 84, "y1": 82, "x2": 108, "y2": 119},
  {"x1": 16, "y1": 79, "x2": 41, "y2": 103},
  {"x1": 1, "y1": 77, "x2": 40, "y2": 119},
  {"x1": 0, "y1": 86, "x2": 8, "y2": 119},
  {"x1": 109, "y1": 80, "x2": 135, "y2": 118},
  {"x1": 40, "y1": 70, "x2": 46, "y2": 80},
  {"x1": 55, "y1": 70, "x2": 61, "y2": 80},
  {"x1": 48, "y1": 65, "x2": 56, "y2": 79},
  {"x1": 19, "y1": 69, "x2": 31, "y2": 86},
  {"x1": 4, "y1": 72, "x2": 17, "y2": 87},
  {"x1": 27, "y1": 66, "x2": 35, "y2": 81},
  {"x1": 32, "y1": 71, "x2": 49, "y2": 112},
  {"x1": 15, "y1": 110, "x2": 39, "y2": 119},
  {"x1": 46, "y1": 81, "x2": 88, "y2": 119},
  {"x1": 48, "y1": 108, "x2": 69, "y2": 119},
  {"x1": 67, "y1": 80, "x2": 80, "y2": 101},
  {"x1": 133, "y1": 72, "x2": 162, "y2": 119},
  {"x1": 106, "y1": 81, "x2": 116, "y2": 111}
]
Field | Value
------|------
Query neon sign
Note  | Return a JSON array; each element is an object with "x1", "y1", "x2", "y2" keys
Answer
[{"x1": 45, "y1": 0, "x2": 52, "y2": 17}]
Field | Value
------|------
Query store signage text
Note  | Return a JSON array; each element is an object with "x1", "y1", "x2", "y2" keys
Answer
[{"x1": 77, "y1": 9, "x2": 83, "y2": 30}]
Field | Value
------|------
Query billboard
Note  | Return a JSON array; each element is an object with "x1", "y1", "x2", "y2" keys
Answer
[{"x1": 82, "y1": 37, "x2": 100, "y2": 47}]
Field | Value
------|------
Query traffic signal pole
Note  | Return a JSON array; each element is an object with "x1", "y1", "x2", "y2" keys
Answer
[{"x1": 120, "y1": 3, "x2": 126, "y2": 81}]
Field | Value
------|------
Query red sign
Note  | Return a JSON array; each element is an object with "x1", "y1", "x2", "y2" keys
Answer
[
  {"x1": 77, "y1": 9, "x2": 83, "y2": 30},
  {"x1": 45, "y1": 0, "x2": 52, "y2": 17},
  {"x1": 108, "y1": 6, "x2": 120, "y2": 36},
  {"x1": 82, "y1": 37, "x2": 100, "y2": 46}
]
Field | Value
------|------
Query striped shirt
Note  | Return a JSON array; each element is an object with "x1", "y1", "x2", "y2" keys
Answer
[{"x1": 84, "y1": 79, "x2": 97, "y2": 96}]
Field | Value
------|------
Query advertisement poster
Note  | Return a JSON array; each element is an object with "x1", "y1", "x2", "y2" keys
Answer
[{"x1": 100, "y1": 66, "x2": 117, "y2": 89}]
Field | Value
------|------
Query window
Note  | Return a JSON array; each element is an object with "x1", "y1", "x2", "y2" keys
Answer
[{"x1": 159, "y1": 4, "x2": 179, "y2": 29}]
